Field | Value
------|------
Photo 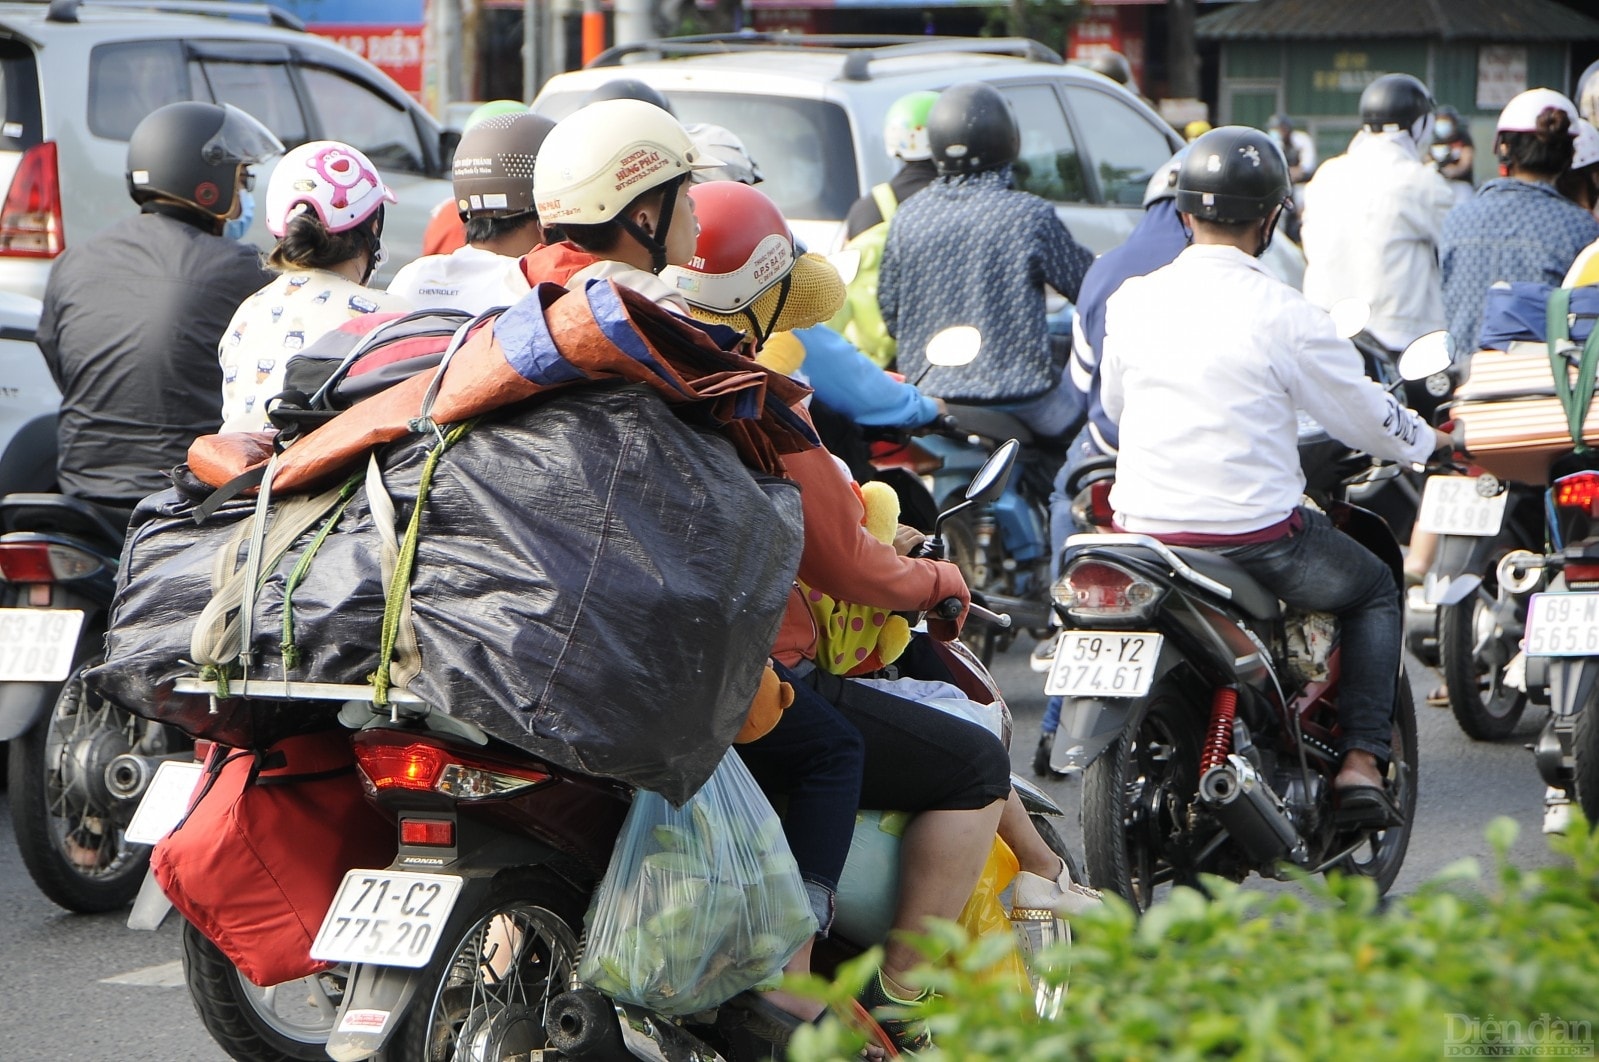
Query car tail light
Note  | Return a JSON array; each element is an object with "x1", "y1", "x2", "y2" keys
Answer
[
  {"x1": 1055, "y1": 557, "x2": 1164, "y2": 620},
  {"x1": 353, "y1": 735, "x2": 551, "y2": 801},
  {"x1": 0, "y1": 541, "x2": 103, "y2": 583},
  {"x1": 1554, "y1": 471, "x2": 1599, "y2": 518},
  {"x1": 0, "y1": 142, "x2": 64, "y2": 258},
  {"x1": 400, "y1": 818, "x2": 455, "y2": 846}
]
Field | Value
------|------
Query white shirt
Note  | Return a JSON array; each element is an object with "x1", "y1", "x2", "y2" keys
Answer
[
  {"x1": 1101, "y1": 244, "x2": 1434, "y2": 536},
  {"x1": 219, "y1": 268, "x2": 411, "y2": 433},
  {"x1": 387, "y1": 245, "x2": 531, "y2": 315},
  {"x1": 1300, "y1": 131, "x2": 1457, "y2": 350}
]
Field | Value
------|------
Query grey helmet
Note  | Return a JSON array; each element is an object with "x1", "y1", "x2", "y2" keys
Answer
[{"x1": 452, "y1": 111, "x2": 556, "y2": 219}]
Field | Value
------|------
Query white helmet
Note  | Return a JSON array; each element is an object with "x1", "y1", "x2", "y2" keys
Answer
[
  {"x1": 1574, "y1": 119, "x2": 1599, "y2": 170},
  {"x1": 265, "y1": 140, "x2": 396, "y2": 238},
  {"x1": 1142, "y1": 146, "x2": 1188, "y2": 208},
  {"x1": 534, "y1": 99, "x2": 720, "y2": 227}
]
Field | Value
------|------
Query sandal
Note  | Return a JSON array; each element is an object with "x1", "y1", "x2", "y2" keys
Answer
[
  {"x1": 858, "y1": 971, "x2": 931, "y2": 1054},
  {"x1": 1425, "y1": 684, "x2": 1449, "y2": 707}
]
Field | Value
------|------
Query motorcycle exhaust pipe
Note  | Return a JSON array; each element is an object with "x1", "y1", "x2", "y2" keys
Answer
[
  {"x1": 104, "y1": 751, "x2": 192, "y2": 803},
  {"x1": 1198, "y1": 755, "x2": 1309, "y2": 868},
  {"x1": 545, "y1": 989, "x2": 629, "y2": 1059}
]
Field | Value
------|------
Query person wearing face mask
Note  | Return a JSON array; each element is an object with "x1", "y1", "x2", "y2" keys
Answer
[
  {"x1": 1428, "y1": 104, "x2": 1476, "y2": 202},
  {"x1": 218, "y1": 140, "x2": 412, "y2": 433},
  {"x1": 37, "y1": 101, "x2": 278, "y2": 526}
]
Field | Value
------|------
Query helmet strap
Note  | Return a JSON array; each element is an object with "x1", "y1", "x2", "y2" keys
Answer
[
  {"x1": 1253, "y1": 207, "x2": 1283, "y2": 259},
  {"x1": 619, "y1": 175, "x2": 686, "y2": 275},
  {"x1": 741, "y1": 273, "x2": 794, "y2": 346}
]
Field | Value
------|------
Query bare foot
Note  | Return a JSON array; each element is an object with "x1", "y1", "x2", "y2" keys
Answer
[{"x1": 1334, "y1": 749, "x2": 1385, "y2": 790}]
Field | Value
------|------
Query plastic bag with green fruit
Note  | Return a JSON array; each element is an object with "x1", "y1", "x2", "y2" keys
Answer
[{"x1": 578, "y1": 750, "x2": 818, "y2": 1016}]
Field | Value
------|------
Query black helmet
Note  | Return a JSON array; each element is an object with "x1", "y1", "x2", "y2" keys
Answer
[
  {"x1": 1175, "y1": 126, "x2": 1291, "y2": 222},
  {"x1": 582, "y1": 78, "x2": 675, "y2": 117},
  {"x1": 1359, "y1": 73, "x2": 1433, "y2": 133},
  {"x1": 452, "y1": 111, "x2": 557, "y2": 218},
  {"x1": 125, "y1": 101, "x2": 283, "y2": 220},
  {"x1": 927, "y1": 81, "x2": 1020, "y2": 176},
  {"x1": 1077, "y1": 51, "x2": 1132, "y2": 87}
]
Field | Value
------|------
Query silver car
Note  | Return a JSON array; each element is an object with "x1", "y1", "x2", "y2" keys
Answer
[{"x1": 0, "y1": 1, "x2": 455, "y2": 300}]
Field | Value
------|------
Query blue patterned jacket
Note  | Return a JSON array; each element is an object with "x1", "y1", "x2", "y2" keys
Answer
[
  {"x1": 1440, "y1": 178, "x2": 1599, "y2": 355},
  {"x1": 878, "y1": 168, "x2": 1093, "y2": 403}
]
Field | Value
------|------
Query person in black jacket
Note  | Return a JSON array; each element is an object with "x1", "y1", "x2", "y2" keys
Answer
[{"x1": 37, "y1": 101, "x2": 280, "y2": 525}]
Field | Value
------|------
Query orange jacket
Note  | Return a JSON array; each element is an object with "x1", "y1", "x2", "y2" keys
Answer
[
  {"x1": 421, "y1": 196, "x2": 468, "y2": 258},
  {"x1": 773, "y1": 442, "x2": 968, "y2": 667}
]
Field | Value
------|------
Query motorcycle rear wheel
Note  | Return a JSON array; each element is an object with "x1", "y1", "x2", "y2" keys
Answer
[
  {"x1": 388, "y1": 868, "x2": 585, "y2": 1061},
  {"x1": 1439, "y1": 580, "x2": 1527, "y2": 741},
  {"x1": 182, "y1": 919, "x2": 345, "y2": 1062},
  {"x1": 1334, "y1": 678, "x2": 1419, "y2": 895},
  {"x1": 8, "y1": 652, "x2": 160, "y2": 912},
  {"x1": 1573, "y1": 694, "x2": 1599, "y2": 825},
  {"x1": 1080, "y1": 688, "x2": 1202, "y2": 911}
]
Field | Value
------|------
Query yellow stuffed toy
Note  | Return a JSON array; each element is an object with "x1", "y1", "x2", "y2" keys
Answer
[{"x1": 801, "y1": 479, "x2": 914, "y2": 675}]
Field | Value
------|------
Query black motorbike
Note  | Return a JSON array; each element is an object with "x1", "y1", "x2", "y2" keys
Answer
[{"x1": 0, "y1": 493, "x2": 185, "y2": 911}]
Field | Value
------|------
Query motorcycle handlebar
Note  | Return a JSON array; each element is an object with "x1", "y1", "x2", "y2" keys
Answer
[{"x1": 933, "y1": 596, "x2": 1012, "y2": 629}]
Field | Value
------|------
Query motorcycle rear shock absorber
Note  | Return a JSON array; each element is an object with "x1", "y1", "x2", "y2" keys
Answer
[{"x1": 1199, "y1": 687, "x2": 1240, "y2": 774}]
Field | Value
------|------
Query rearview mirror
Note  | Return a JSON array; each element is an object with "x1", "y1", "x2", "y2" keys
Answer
[
  {"x1": 966, "y1": 438, "x2": 1019, "y2": 505},
  {"x1": 926, "y1": 325, "x2": 982, "y2": 367},
  {"x1": 1398, "y1": 330, "x2": 1454, "y2": 380}
]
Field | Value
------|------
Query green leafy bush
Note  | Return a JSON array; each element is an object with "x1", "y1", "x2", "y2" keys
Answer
[{"x1": 787, "y1": 817, "x2": 1599, "y2": 1061}]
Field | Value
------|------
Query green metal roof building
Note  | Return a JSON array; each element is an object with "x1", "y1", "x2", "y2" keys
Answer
[{"x1": 1197, "y1": 0, "x2": 1599, "y2": 181}]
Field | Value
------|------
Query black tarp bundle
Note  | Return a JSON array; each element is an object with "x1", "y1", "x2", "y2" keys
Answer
[{"x1": 87, "y1": 385, "x2": 802, "y2": 803}]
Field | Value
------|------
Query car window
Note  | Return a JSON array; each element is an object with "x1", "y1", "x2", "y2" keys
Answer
[
  {"x1": 670, "y1": 93, "x2": 856, "y2": 222},
  {"x1": 997, "y1": 84, "x2": 1088, "y2": 205},
  {"x1": 0, "y1": 38, "x2": 40, "y2": 150},
  {"x1": 1063, "y1": 86, "x2": 1175, "y2": 207},
  {"x1": 298, "y1": 65, "x2": 424, "y2": 174},
  {"x1": 88, "y1": 41, "x2": 190, "y2": 140},
  {"x1": 193, "y1": 59, "x2": 307, "y2": 148}
]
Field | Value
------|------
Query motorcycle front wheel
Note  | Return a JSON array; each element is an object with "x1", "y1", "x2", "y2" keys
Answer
[
  {"x1": 7, "y1": 652, "x2": 165, "y2": 912},
  {"x1": 1439, "y1": 576, "x2": 1528, "y2": 741},
  {"x1": 1336, "y1": 678, "x2": 1419, "y2": 894},
  {"x1": 1080, "y1": 687, "x2": 1202, "y2": 911},
  {"x1": 388, "y1": 868, "x2": 586, "y2": 1061},
  {"x1": 182, "y1": 919, "x2": 345, "y2": 1062}
]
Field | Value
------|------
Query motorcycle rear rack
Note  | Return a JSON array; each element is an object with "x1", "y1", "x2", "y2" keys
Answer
[{"x1": 172, "y1": 676, "x2": 426, "y2": 705}]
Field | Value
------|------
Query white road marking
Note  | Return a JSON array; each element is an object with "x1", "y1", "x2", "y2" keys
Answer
[{"x1": 100, "y1": 960, "x2": 184, "y2": 987}]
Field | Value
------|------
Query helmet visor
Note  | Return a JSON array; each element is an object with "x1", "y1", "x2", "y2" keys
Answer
[{"x1": 203, "y1": 104, "x2": 285, "y2": 167}]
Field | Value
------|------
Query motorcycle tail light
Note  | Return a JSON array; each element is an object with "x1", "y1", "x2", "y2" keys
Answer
[
  {"x1": 354, "y1": 734, "x2": 552, "y2": 801},
  {"x1": 1055, "y1": 558, "x2": 1164, "y2": 620},
  {"x1": 400, "y1": 818, "x2": 455, "y2": 846},
  {"x1": 1553, "y1": 471, "x2": 1599, "y2": 518},
  {"x1": 0, "y1": 541, "x2": 102, "y2": 583},
  {"x1": 1070, "y1": 480, "x2": 1116, "y2": 529},
  {"x1": 1564, "y1": 561, "x2": 1599, "y2": 587}
]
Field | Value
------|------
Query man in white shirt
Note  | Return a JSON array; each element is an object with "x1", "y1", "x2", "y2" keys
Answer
[
  {"x1": 1301, "y1": 74, "x2": 1456, "y2": 358},
  {"x1": 388, "y1": 111, "x2": 555, "y2": 314},
  {"x1": 1100, "y1": 126, "x2": 1451, "y2": 823}
]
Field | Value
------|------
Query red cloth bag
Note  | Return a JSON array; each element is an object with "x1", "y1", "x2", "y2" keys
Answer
[{"x1": 152, "y1": 730, "x2": 393, "y2": 987}]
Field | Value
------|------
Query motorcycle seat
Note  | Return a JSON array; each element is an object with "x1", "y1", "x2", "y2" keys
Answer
[
  {"x1": 0, "y1": 492, "x2": 126, "y2": 550},
  {"x1": 1166, "y1": 546, "x2": 1282, "y2": 621},
  {"x1": 940, "y1": 403, "x2": 1035, "y2": 447}
]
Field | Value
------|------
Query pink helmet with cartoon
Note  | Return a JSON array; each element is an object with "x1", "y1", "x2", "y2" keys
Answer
[{"x1": 265, "y1": 140, "x2": 397, "y2": 237}]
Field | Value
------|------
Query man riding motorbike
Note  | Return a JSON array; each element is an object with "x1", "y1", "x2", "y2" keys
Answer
[
  {"x1": 37, "y1": 101, "x2": 279, "y2": 525},
  {"x1": 844, "y1": 90, "x2": 940, "y2": 240},
  {"x1": 1099, "y1": 126, "x2": 1452, "y2": 823}
]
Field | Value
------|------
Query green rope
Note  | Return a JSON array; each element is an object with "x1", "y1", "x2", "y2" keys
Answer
[
  {"x1": 279, "y1": 475, "x2": 362, "y2": 670},
  {"x1": 369, "y1": 420, "x2": 476, "y2": 705},
  {"x1": 199, "y1": 662, "x2": 231, "y2": 700},
  {"x1": 1546, "y1": 287, "x2": 1599, "y2": 454}
]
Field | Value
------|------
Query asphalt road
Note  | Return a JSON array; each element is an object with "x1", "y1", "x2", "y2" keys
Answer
[{"x1": 0, "y1": 643, "x2": 1562, "y2": 1061}]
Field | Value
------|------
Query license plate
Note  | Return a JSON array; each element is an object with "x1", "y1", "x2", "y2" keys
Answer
[
  {"x1": 0, "y1": 608, "x2": 84, "y2": 681},
  {"x1": 1523, "y1": 593, "x2": 1599, "y2": 656},
  {"x1": 310, "y1": 870, "x2": 463, "y2": 968},
  {"x1": 124, "y1": 761, "x2": 206, "y2": 846},
  {"x1": 1416, "y1": 476, "x2": 1507, "y2": 536},
  {"x1": 1045, "y1": 632, "x2": 1162, "y2": 697}
]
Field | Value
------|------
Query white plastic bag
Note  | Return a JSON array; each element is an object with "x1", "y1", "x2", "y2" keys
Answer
[{"x1": 579, "y1": 750, "x2": 817, "y2": 1015}]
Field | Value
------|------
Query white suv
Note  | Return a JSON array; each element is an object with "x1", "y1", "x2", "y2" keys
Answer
[
  {"x1": 0, "y1": 0, "x2": 456, "y2": 300},
  {"x1": 532, "y1": 35, "x2": 1186, "y2": 257}
]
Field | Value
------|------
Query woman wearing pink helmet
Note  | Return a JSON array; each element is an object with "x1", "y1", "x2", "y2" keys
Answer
[{"x1": 218, "y1": 140, "x2": 411, "y2": 432}]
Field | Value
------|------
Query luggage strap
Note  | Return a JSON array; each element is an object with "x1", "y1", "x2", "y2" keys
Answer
[{"x1": 1546, "y1": 286, "x2": 1599, "y2": 453}]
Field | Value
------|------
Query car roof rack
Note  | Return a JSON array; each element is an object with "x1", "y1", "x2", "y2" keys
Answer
[
  {"x1": 588, "y1": 33, "x2": 1064, "y2": 80},
  {"x1": 45, "y1": 0, "x2": 305, "y2": 30}
]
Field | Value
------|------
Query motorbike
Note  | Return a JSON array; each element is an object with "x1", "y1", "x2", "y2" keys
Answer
[
  {"x1": 158, "y1": 440, "x2": 1079, "y2": 1062},
  {"x1": 1045, "y1": 331, "x2": 1438, "y2": 909},
  {"x1": 0, "y1": 492, "x2": 187, "y2": 911}
]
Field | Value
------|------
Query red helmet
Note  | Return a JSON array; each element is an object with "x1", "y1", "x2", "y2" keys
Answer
[{"x1": 661, "y1": 181, "x2": 796, "y2": 311}]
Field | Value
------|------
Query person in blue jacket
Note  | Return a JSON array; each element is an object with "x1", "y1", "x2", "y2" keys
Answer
[{"x1": 1032, "y1": 147, "x2": 1189, "y2": 775}]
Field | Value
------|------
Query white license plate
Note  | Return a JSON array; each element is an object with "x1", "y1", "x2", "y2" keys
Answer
[
  {"x1": 1523, "y1": 593, "x2": 1599, "y2": 657},
  {"x1": 310, "y1": 870, "x2": 463, "y2": 968},
  {"x1": 124, "y1": 761, "x2": 206, "y2": 845},
  {"x1": 0, "y1": 608, "x2": 84, "y2": 681},
  {"x1": 1045, "y1": 631, "x2": 1162, "y2": 697},
  {"x1": 1417, "y1": 476, "x2": 1507, "y2": 536}
]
